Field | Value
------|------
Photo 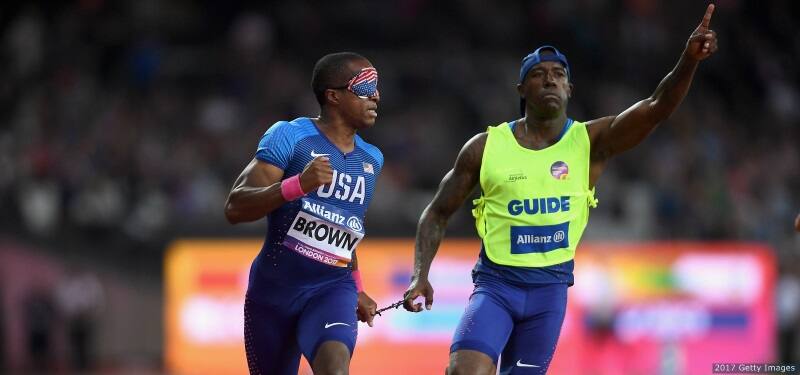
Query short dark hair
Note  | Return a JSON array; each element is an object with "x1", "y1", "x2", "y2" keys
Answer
[{"x1": 311, "y1": 52, "x2": 367, "y2": 105}]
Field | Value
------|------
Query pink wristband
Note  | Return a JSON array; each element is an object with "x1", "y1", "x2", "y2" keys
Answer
[
  {"x1": 352, "y1": 270, "x2": 364, "y2": 293},
  {"x1": 280, "y1": 175, "x2": 306, "y2": 201}
]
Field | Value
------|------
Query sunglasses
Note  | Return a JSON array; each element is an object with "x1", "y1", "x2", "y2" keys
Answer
[{"x1": 330, "y1": 67, "x2": 379, "y2": 99}]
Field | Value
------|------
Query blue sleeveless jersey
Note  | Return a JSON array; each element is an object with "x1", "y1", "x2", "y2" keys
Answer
[{"x1": 247, "y1": 117, "x2": 383, "y2": 302}]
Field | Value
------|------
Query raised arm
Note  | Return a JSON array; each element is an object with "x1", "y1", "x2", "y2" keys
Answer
[
  {"x1": 224, "y1": 156, "x2": 333, "y2": 224},
  {"x1": 403, "y1": 132, "x2": 486, "y2": 312},
  {"x1": 588, "y1": 4, "x2": 718, "y2": 163}
]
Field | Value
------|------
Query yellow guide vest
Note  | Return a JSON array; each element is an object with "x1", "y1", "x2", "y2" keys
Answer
[{"x1": 472, "y1": 120, "x2": 598, "y2": 267}]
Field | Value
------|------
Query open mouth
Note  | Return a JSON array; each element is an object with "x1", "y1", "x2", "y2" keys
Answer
[{"x1": 367, "y1": 109, "x2": 378, "y2": 117}]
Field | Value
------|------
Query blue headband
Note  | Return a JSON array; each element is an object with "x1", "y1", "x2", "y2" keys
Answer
[{"x1": 519, "y1": 45, "x2": 571, "y2": 116}]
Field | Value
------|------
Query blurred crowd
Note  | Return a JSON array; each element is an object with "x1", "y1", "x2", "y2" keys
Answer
[
  {"x1": 2, "y1": 1, "x2": 798, "y2": 257},
  {"x1": 1, "y1": 0, "x2": 799, "y2": 371},
  {"x1": 4, "y1": 0, "x2": 798, "y2": 245}
]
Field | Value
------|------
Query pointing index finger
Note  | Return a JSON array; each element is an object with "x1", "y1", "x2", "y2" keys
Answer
[{"x1": 700, "y1": 4, "x2": 715, "y2": 29}]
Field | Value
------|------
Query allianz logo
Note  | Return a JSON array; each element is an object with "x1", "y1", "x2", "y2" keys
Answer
[
  {"x1": 302, "y1": 201, "x2": 363, "y2": 232},
  {"x1": 346, "y1": 216, "x2": 363, "y2": 232},
  {"x1": 516, "y1": 230, "x2": 565, "y2": 244},
  {"x1": 303, "y1": 201, "x2": 345, "y2": 226}
]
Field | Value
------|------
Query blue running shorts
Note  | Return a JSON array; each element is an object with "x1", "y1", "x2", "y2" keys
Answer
[
  {"x1": 244, "y1": 277, "x2": 358, "y2": 375},
  {"x1": 450, "y1": 273, "x2": 568, "y2": 374}
]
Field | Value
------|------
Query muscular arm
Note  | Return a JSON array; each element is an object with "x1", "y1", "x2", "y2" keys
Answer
[
  {"x1": 412, "y1": 133, "x2": 486, "y2": 281},
  {"x1": 588, "y1": 54, "x2": 700, "y2": 162},
  {"x1": 224, "y1": 159, "x2": 287, "y2": 224},
  {"x1": 588, "y1": 4, "x2": 718, "y2": 165},
  {"x1": 225, "y1": 155, "x2": 333, "y2": 224},
  {"x1": 403, "y1": 133, "x2": 485, "y2": 312}
]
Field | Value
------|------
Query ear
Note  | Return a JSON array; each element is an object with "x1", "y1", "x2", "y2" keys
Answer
[
  {"x1": 566, "y1": 82, "x2": 574, "y2": 98},
  {"x1": 516, "y1": 83, "x2": 525, "y2": 99},
  {"x1": 324, "y1": 89, "x2": 341, "y2": 105}
]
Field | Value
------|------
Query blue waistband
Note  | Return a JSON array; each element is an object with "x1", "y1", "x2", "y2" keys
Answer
[{"x1": 473, "y1": 245, "x2": 574, "y2": 286}]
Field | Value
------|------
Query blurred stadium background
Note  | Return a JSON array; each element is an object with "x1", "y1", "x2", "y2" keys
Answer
[{"x1": 1, "y1": 1, "x2": 798, "y2": 374}]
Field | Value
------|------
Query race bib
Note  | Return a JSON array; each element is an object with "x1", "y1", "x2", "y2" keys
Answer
[{"x1": 283, "y1": 198, "x2": 365, "y2": 267}]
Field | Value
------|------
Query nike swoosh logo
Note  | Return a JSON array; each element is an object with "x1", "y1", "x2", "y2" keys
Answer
[
  {"x1": 311, "y1": 150, "x2": 330, "y2": 158},
  {"x1": 324, "y1": 322, "x2": 350, "y2": 329},
  {"x1": 516, "y1": 360, "x2": 539, "y2": 368}
]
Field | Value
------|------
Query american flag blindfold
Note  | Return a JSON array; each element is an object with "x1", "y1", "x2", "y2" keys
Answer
[{"x1": 346, "y1": 67, "x2": 379, "y2": 98}]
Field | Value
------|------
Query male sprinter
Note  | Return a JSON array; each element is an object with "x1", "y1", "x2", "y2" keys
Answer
[
  {"x1": 403, "y1": 5, "x2": 718, "y2": 374},
  {"x1": 225, "y1": 52, "x2": 383, "y2": 375}
]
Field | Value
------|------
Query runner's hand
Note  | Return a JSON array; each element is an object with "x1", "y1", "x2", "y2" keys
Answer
[
  {"x1": 357, "y1": 291, "x2": 377, "y2": 327},
  {"x1": 686, "y1": 4, "x2": 718, "y2": 61},
  {"x1": 403, "y1": 277, "x2": 434, "y2": 312},
  {"x1": 299, "y1": 156, "x2": 334, "y2": 192}
]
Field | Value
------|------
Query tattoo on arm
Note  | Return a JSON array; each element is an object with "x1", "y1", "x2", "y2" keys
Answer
[{"x1": 413, "y1": 133, "x2": 485, "y2": 280}]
